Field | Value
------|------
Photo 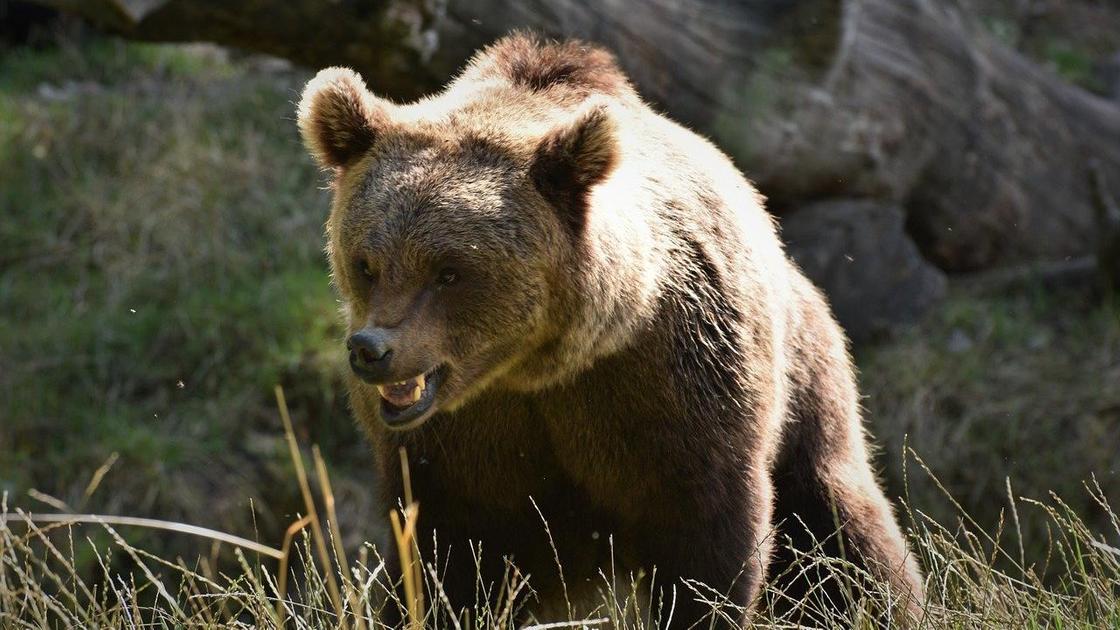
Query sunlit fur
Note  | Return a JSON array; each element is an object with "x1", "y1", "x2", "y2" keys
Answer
[{"x1": 298, "y1": 32, "x2": 924, "y2": 627}]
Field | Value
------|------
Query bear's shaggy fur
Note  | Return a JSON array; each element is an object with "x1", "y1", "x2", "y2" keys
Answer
[{"x1": 297, "y1": 33, "x2": 924, "y2": 626}]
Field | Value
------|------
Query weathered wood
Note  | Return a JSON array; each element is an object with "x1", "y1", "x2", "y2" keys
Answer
[{"x1": 29, "y1": 0, "x2": 450, "y2": 99}]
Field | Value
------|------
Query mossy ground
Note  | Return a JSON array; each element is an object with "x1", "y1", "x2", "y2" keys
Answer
[{"x1": 0, "y1": 36, "x2": 378, "y2": 563}]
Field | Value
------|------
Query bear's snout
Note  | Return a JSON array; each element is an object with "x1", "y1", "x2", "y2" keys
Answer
[
  {"x1": 347, "y1": 325, "x2": 446, "y2": 429},
  {"x1": 347, "y1": 328, "x2": 394, "y2": 381}
]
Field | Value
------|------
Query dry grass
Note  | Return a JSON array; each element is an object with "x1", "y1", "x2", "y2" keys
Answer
[
  {"x1": 859, "y1": 287, "x2": 1120, "y2": 569},
  {"x1": 2, "y1": 387, "x2": 1118, "y2": 628}
]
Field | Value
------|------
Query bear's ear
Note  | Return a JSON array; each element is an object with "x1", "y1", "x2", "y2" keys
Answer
[
  {"x1": 530, "y1": 106, "x2": 618, "y2": 230},
  {"x1": 297, "y1": 67, "x2": 392, "y2": 169}
]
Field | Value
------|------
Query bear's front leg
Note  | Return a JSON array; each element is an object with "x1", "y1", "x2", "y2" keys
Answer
[{"x1": 638, "y1": 471, "x2": 775, "y2": 629}]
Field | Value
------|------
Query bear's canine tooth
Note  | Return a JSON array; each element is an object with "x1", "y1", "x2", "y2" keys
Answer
[
  {"x1": 409, "y1": 374, "x2": 426, "y2": 403},
  {"x1": 375, "y1": 375, "x2": 426, "y2": 405}
]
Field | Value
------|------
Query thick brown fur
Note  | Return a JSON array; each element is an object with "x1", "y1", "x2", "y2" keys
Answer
[{"x1": 297, "y1": 33, "x2": 924, "y2": 627}]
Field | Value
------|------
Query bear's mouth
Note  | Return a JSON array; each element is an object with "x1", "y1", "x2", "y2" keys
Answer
[{"x1": 376, "y1": 365, "x2": 445, "y2": 430}]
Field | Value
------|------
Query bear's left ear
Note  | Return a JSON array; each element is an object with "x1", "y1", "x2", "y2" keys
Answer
[
  {"x1": 530, "y1": 106, "x2": 618, "y2": 230},
  {"x1": 297, "y1": 67, "x2": 393, "y2": 169}
]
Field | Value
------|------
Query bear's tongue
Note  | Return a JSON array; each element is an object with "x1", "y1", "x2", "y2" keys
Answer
[{"x1": 376, "y1": 374, "x2": 425, "y2": 408}]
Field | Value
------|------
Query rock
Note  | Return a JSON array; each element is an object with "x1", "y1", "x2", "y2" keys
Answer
[{"x1": 781, "y1": 199, "x2": 947, "y2": 342}]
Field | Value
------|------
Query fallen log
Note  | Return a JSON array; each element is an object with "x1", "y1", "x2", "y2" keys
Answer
[{"x1": 29, "y1": 0, "x2": 1120, "y2": 278}]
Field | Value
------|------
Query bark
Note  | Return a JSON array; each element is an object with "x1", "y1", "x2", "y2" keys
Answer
[{"x1": 29, "y1": 0, "x2": 1120, "y2": 274}]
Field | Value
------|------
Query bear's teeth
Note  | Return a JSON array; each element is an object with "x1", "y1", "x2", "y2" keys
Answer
[{"x1": 376, "y1": 374, "x2": 426, "y2": 407}]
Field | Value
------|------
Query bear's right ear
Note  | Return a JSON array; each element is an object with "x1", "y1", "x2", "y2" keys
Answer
[
  {"x1": 297, "y1": 67, "x2": 392, "y2": 169},
  {"x1": 530, "y1": 105, "x2": 618, "y2": 232}
]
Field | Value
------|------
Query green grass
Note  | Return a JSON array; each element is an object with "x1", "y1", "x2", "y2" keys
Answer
[
  {"x1": 859, "y1": 287, "x2": 1120, "y2": 573},
  {"x1": 0, "y1": 36, "x2": 235, "y2": 93},
  {"x1": 0, "y1": 36, "x2": 372, "y2": 556}
]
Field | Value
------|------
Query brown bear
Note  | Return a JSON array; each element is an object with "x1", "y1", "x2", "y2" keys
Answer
[{"x1": 296, "y1": 33, "x2": 924, "y2": 627}]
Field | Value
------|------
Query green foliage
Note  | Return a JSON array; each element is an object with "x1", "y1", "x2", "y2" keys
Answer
[
  {"x1": 0, "y1": 37, "x2": 235, "y2": 92},
  {"x1": 859, "y1": 288, "x2": 1120, "y2": 573},
  {"x1": 0, "y1": 37, "x2": 365, "y2": 546},
  {"x1": 1041, "y1": 40, "x2": 1103, "y2": 92}
]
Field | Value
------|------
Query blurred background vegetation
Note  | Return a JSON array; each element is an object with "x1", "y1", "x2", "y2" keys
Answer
[
  {"x1": 0, "y1": 24, "x2": 382, "y2": 562},
  {"x1": 1, "y1": 0, "x2": 1118, "y2": 593}
]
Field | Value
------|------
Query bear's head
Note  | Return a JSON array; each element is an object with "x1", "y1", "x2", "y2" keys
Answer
[{"x1": 297, "y1": 63, "x2": 622, "y2": 431}]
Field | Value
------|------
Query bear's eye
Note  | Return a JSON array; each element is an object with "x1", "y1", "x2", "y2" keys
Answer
[
  {"x1": 357, "y1": 260, "x2": 377, "y2": 282},
  {"x1": 435, "y1": 267, "x2": 459, "y2": 287}
]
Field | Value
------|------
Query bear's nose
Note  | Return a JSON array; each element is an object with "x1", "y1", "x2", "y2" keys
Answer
[{"x1": 347, "y1": 328, "x2": 394, "y2": 380}]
